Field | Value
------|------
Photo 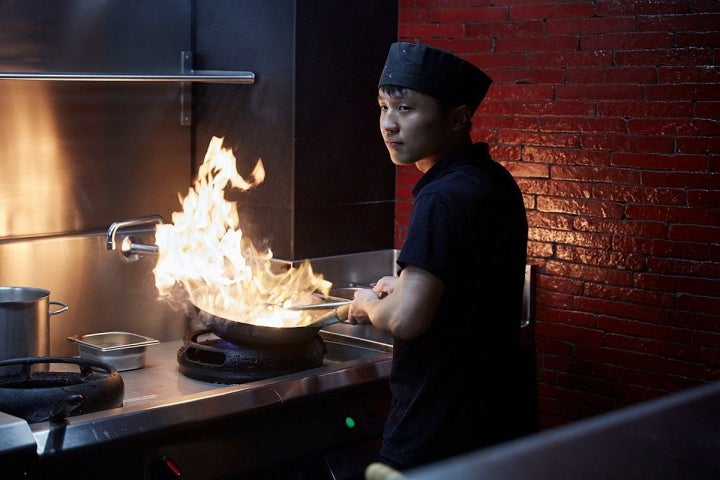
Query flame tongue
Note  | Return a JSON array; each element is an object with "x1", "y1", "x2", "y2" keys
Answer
[{"x1": 153, "y1": 136, "x2": 331, "y2": 328}]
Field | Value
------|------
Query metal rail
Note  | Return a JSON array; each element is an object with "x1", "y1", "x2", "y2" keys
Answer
[
  {"x1": 0, "y1": 52, "x2": 255, "y2": 125},
  {"x1": 0, "y1": 52, "x2": 254, "y2": 84},
  {"x1": 0, "y1": 71, "x2": 254, "y2": 84}
]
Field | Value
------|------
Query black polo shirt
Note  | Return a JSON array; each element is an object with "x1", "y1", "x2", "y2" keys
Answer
[{"x1": 381, "y1": 142, "x2": 529, "y2": 469}]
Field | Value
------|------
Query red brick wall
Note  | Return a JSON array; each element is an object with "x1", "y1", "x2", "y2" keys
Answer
[{"x1": 395, "y1": 0, "x2": 720, "y2": 428}]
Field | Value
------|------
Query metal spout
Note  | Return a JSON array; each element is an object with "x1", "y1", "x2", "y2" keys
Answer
[{"x1": 107, "y1": 215, "x2": 164, "y2": 262}]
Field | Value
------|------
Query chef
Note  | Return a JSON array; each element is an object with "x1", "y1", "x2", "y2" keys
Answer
[{"x1": 347, "y1": 42, "x2": 533, "y2": 471}]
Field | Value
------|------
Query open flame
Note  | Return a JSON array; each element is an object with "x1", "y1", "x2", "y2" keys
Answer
[{"x1": 153, "y1": 136, "x2": 331, "y2": 327}]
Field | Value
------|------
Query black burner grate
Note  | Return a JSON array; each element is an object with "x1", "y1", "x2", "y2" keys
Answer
[{"x1": 177, "y1": 330, "x2": 326, "y2": 384}]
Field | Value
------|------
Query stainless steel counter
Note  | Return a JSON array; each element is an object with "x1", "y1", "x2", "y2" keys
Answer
[
  {"x1": 21, "y1": 325, "x2": 392, "y2": 461},
  {"x1": 0, "y1": 249, "x2": 400, "y2": 478}
]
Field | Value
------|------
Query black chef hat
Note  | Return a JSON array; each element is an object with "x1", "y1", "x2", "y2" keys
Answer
[{"x1": 378, "y1": 42, "x2": 492, "y2": 112}]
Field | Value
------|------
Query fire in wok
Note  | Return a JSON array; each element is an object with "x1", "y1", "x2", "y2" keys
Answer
[{"x1": 153, "y1": 136, "x2": 335, "y2": 330}]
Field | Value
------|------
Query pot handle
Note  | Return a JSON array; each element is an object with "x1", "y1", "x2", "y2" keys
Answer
[{"x1": 49, "y1": 301, "x2": 69, "y2": 316}]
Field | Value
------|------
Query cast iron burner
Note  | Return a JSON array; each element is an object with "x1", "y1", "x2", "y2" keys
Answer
[
  {"x1": 0, "y1": 357, "x2": 124, "y2": 423},
  {"x1": 177, "y1": 330, "x2": 326, "y2": 384}
]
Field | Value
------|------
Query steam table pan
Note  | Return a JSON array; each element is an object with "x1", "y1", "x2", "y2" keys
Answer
[{"x1": 67, "y1": 331, "x2": 159, "y2": 371}]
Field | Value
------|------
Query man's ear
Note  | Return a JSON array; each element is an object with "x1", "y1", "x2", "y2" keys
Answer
[{"x1": 449, "y1": 105, "x2": 473, "y2": 132}]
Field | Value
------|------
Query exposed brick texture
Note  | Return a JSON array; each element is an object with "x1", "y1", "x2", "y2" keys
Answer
[{"x1": 395, "y1": 0, "x2": 720, "y2": 429}]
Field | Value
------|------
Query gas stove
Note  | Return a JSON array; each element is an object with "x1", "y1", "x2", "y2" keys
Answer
[
  {"x1": 177, "y1": 329, "x2": 326, "y2": 384},
  {"x1": 1, "y1": 323, "x2": 393, "y2": 480}
]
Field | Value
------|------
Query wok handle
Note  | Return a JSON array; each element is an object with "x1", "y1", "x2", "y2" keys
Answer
[
  {"x1": 310, "y1": 304, "x2": 350, "y2": 328},
  {"x1": 336, "y1": 304, "x2": 350, "y2": 321}
]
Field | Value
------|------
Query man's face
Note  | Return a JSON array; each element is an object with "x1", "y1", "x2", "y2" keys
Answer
[{"x1": 378, "y1": 88, "x2": 453, "y2": 169}]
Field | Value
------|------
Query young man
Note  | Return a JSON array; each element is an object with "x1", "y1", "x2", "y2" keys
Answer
[{"x1": 347, "y1": 42, "x2": 532, "y2": 470}]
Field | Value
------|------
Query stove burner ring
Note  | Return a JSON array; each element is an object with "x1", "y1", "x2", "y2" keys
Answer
[
  {"x1": 0, "y1": 356, "x2": 124, "y2": 423},
  {"x1": 177, "y1": 330, "x2": 326, "y2": 384}
]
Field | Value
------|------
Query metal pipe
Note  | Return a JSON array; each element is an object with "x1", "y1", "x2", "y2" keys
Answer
[{"x1": 125, "y1": 242, "x2": 160, "y2": 255}]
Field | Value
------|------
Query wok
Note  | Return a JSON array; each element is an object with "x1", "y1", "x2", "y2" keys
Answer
[{"x1": 203, "y1": 304, "x2": 350, "y2": 346}]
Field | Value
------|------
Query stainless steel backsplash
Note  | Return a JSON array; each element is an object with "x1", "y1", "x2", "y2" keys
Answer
[
  {"x1": 0, "y1": 1, "x2": 398, "y2": 356},
  {"x1": 0, "y1": 232, "x2": 400, "y2": 357},
  {"x1": 0, "y1": 232, "x2": 186, "y2": 356}
]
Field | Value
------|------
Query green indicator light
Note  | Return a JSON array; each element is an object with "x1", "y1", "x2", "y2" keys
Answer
[{"x1": 345, "y1": 416, "x2": 356, "y2": 429}]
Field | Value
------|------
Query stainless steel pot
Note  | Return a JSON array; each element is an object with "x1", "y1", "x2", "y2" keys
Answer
[{"x1": 0, "y1": 286, "x2": 69, "y2": 376}]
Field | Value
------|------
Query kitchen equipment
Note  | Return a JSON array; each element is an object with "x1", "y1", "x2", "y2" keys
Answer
[
  {"x1": 67, "y1": 331, "x2": 160, "y2": 371},
  {"x1": 204, "y1": 304, "x2": 350, "y2": 345},
  {"x1": 0, "y1": 333, "x2": 393, "y2": 479},
  {"x1": 0, "y1": 356, "x2": 124, "y2": 423},
  {"x1": 0, "y1": 286, "x2": 68, "y2": 376},
  {"x1": 183, "y1": 305, "x2": 351, "y2": 383},
  {"x1": 264, "y1": 295, "x2": 350, "y2": 310},
  {"x1": 177, "y1": 329, "x2": 326, "y2": 383}
]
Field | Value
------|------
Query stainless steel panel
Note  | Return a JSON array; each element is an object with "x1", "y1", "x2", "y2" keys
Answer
[
  {"x1": 0, "y1": 0, "x2": 192, "y2": 239},
  {"x1": 194, "y1": 0, "x2": 397, "y2": 259},
  {"x1": 405, "y1": 382, "x2": 720, "y2": 480},
  {"x1": 0, "y1": 0, "x2": 400, "y2": 360},
  {"x1": 305, "y1": 249, "x2": 400, "y2": 287}
]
